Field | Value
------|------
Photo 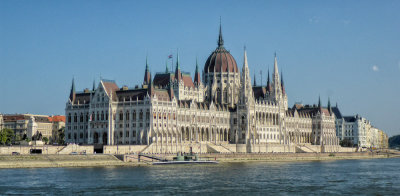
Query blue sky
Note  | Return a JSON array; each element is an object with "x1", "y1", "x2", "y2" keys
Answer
[{"x1": 0, "y1": 0, "x2": 399, "y2": 136}]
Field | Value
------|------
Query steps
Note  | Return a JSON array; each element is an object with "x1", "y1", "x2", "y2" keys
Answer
[
  {"x1": 295, "y1": 144, "x2": 317, "y2": 153},
  {"x1": 206, "y1": 143, "x2": 232, "y2": 153}
]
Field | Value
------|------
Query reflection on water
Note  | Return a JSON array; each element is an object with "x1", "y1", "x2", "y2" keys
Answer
[{"x1": 0, "y1": 158, "x2": 399, "y2": 195}]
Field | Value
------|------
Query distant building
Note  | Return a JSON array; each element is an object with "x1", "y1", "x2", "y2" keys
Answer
[
  {"x1": 65, "y1": 23, "x2": 339, "y2": 153},
  {"x1": 332, "y1": 107, "x2": 388, "y2": 149},
  {"x1": 2, "y1": 114, "x2": 65, "y2": 143}
]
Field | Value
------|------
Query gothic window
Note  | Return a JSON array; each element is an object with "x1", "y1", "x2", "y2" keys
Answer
[
  {"x1": 224, "y1": 89, "x2": 228, "y2": 103},
  {"x1": 139, "y1": 110, "x2": 143, "y2": 120},
  {"x1": 85, "y1": 113, "x2": 89, "y2": 122},
  {"x1": 101, "y1": 111, "x2": 104, "y2": 121},
  {"x1": 126, "y1": 111, "x2": 130, "y2": 121},
  {"x1": 133, "y1": 110, "x2": 136, "y2": 120},
  {"x1": 105, "y1": 112, "x2": 108, "y2": 120},
  {"x1": 96, "y1": 112, "x2": 99, "y2": 121},
  {"x1": 146, "y1": 111, "x2": 150, "y2": 120},
  {"x1": 216, "y1": 88, "x2": 221, "y2": 102},
  {"x1": 74, "y1": 113, "x2": 77, "y2": 123},
  {"x1": 80, "y1": 113, "x2": 83, "y2": 122},
  {"x1": 68, "y1": 114, "x2": 71, "y2": 123},
  {"x1": 119, "y1": 112, "x2": 123, "y2": 121}
]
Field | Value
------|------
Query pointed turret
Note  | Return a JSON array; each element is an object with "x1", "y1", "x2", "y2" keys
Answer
[
  {"x1": 194, "y1": 58, "x2": 201, "y2": 85},
  {"x1": 266, "y1": 68, "x2": 272, "y2": 92},
  {"x1": 69, "y1": 78, "x2": 76, "y2": 103},
  {"x1": 175, "y1": 51, "x2": 182, "y2": 81},
  {"x1": 273, "y1": 52, "x2": 280, "y2": 82},
  {"x1": 218, "y1": 18, "x2": 224, "y2": 47},
  {"x1": 318, "y1": 95, "x2": 321, "y2": 108},
  {"x1": 253, "y1": 73, "x2": 257, "y2": 86},
  {"x1": 143, "y1": 56, "x2": 151, "y2": 85},
  {"x1": 240, "y1": 47, "x2": 254, "y2": 104},
  {"x1": 272, "y1": 53, "x2": 281, "y2": 100}
]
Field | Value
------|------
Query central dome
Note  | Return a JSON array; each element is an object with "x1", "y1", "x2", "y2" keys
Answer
[{"x1": 204, "y1": 25, "x2": 238, "y2": 73}]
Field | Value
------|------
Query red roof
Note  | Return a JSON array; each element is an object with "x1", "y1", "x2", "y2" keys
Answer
[{"x1": 48, "y1": 115, "x2": 65, "y2": 122}]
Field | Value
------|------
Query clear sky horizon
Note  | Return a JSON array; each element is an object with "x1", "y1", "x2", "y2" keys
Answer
[{"x1": 1, "y1": 0, "x2": 399, "y2": 136}]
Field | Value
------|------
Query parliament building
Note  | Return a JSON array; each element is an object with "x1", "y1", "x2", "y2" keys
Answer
[{"x1": 65, "y1": 24, "x2": 341, "y2": 153}]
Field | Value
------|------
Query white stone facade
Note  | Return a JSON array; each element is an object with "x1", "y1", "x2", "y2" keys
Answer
[{"x1": 65, "y1": 27, "x2": 340, "y2": 153}]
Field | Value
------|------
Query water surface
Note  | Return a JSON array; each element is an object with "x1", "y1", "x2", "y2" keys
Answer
[{"x1": 0, "y1": 158, "x2": 398, "y2": 195}]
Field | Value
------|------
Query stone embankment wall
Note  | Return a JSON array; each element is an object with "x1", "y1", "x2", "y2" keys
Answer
[
  {"x1": 0, "y1": 144, "x2": 93, "y2": 155},
  {"x1": 103, "y1": 145, "x2": 147, "y2": 154}
]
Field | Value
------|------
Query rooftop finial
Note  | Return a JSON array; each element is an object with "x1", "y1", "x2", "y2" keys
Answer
[
  {"x1": 218, "y1": 17, "x2": 224, "y2": 47},
  {"x1": 165, "y1": 60, "x2": 169, "y2": 73}
]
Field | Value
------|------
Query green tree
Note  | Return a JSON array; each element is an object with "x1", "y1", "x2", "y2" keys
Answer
[
  {"x1": 57, "y1": 127, "x2": 65, "y2": 145},
  {"x1": 0, "y1": 128, "x2": 14, "y2": 145},
  {"x1": 42, "y1": 136, "x2": 49, "y2": 144}
]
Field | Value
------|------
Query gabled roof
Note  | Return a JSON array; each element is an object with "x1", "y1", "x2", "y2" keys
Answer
[
  {"x1": 331, "y1": 107, "x2": 342, "y2": 119},
  {"x1": 102, "y1": 80, "x2": 119, "y2": 101}
]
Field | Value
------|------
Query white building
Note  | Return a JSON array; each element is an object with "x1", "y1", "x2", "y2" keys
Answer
[{"x1": 65, "y1": 24, "x2": 340, "y2": 153}]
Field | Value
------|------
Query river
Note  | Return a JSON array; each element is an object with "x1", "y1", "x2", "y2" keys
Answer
[{"x1": 0, "y1": 158, "x2": 399, "y2": 195}]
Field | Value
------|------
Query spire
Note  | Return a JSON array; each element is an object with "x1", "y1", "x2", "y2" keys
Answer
[
  {"x1": 274, "y1": 52, "x2": 279, "y2": 78},
  {"x1": 318, "y1": 95, "x2": 321, "y2": 108},
  {"x1": 267, "y1": 68, "x2": 272, "y2": 92},
  {"x1": 145, "y1": 55, "x2": 149, "y2": 71},
  {"x1": 281, "y1": 71, "x2": 285, "y2": 95},
  {"x1": 69, "y1": 78, "x2": 76, "y2": 102},
  {"x1": 218, "y1": 17, "x2": 224, "y2": 47},
  {"x1": 165, "y1": 60, "x2": 169, "y2": 73},
  {"x1": 194, "y1": 57, "x2": 201, "y2": 85},
  {"x1": 175, "y1": 50, "x2": 182, "y2": 81},
  {"x1": 243, "y1": 46, "x2": 248, "y2": 70},
  {"x1": 253, "y1": 73, "x2": 257, "y2": 86},
  {"x1": 143, "y1": 56, "x2": 151, "y2": 85}
]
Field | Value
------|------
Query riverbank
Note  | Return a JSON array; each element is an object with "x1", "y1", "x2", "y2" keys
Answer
[
  {"x1": 0, "y1": 152, "x2": 399, "y2": 169},
  {"x1": 0, "y1": 154, "x2": 140, "y2": 169}
]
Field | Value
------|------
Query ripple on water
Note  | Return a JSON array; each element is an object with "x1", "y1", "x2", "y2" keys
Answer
[{"x1": 0, "y1": 158, "x2": 399, "y2": 195}]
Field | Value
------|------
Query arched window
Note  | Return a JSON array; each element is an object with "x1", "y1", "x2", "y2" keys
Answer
[
  {"x1": 119, "y1": 112, "x2": 123, "y2": 121},
  {"x1": 105, "y1": 111, "x2": 108, "y2": 120},
  {"x1": 101, "y1": 111, "x2": 104, "y2": 121},
  {"x1": 223, "y1": 89, "x2": 228, "y2": 103},
  {"x1": 80, "y1": 113, "x2": 83, "y2": 122},
  {"x1": 68, "y1": 114, "x2": 71, "y2": 123},
  {"x1": 73, "y1": 113, "x2": 77, "y2": 123},
  {"x1": 139, "y1": 110, "x2": 143, "y2": 120},
  {"x1": 126, "y1": 111, "x2": 130, "y2": 121},
  {"x1": 96, "y1": 112, "x2": 99, "y2": 121},
  {"x1": 133, "y1": 110, "x2": 136, "y2": 120}
]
